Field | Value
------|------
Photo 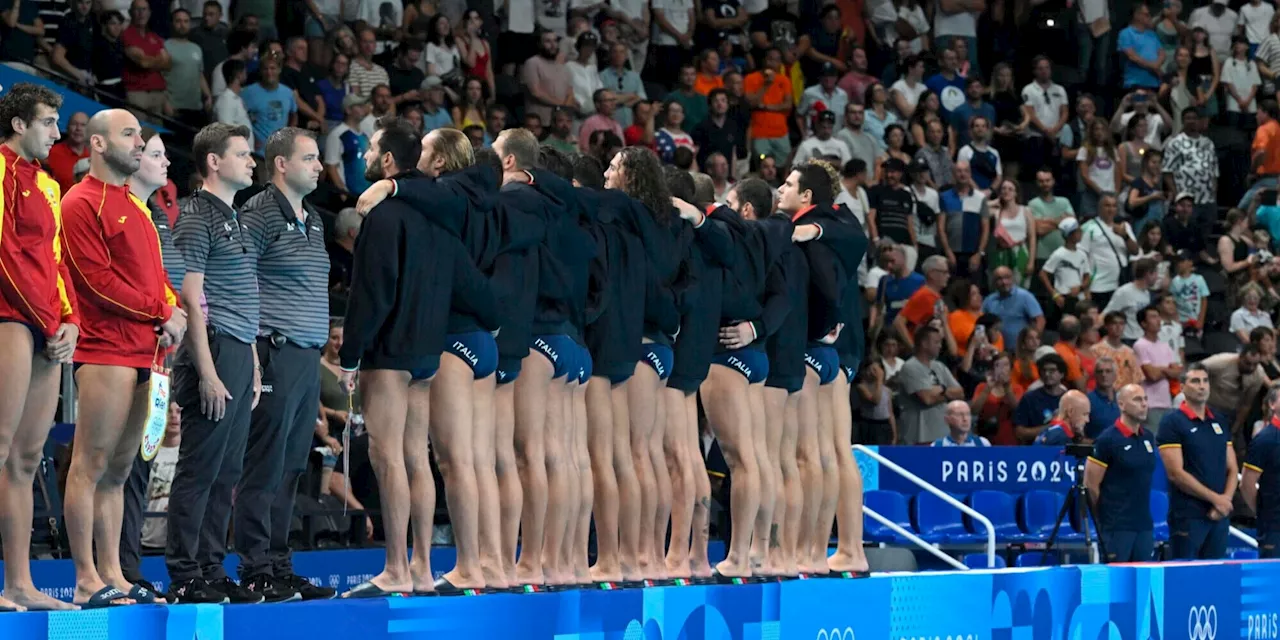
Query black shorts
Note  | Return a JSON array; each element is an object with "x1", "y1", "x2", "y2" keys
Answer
[
  {"x1": 73, "y1": 362, "x2": 151, "y2": 386},
  {"x1": 1, "y1": 319, "x2": 46, "y2": 354}
]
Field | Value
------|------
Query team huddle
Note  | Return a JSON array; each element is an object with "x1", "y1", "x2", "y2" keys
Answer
[{"x1": 0, "y1": 79, "x2": 870, "y2": 609}]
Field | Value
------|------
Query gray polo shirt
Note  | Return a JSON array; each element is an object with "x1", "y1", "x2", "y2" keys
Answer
[
  {"x1": 241, "y1": 184, "x2": 331, "y2": 348},
  {"x1": 175, "y1": 190, "x2": 260, "y2": 344}
]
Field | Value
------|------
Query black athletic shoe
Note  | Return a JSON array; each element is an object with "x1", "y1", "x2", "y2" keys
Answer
[
  {"x1": 243, "y1": 574, "x2": 301, "y2": 603},
  {"x1": 168, "y1": 578, "x2": 230, "y2": 605},
  {"x1": 279, "y1": 573, "x2": 337, "y2": 601},
  {"x1": 208, "y1": 577, "x2": 266, "y2": 604}
]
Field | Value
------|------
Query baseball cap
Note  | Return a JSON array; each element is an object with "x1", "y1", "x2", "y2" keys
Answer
[
  {"x1": 1034, "y1": 346, "x2": 1058, "y2": 361},
  {"x1": 882, "y1": 157, "x2": 908, "y2": 173},
  {"x1": 421, "y1": 76, "x2": 443, "y2": 90},
  {"x1": 820, "y1": 62, "x2": 840, "y2": 77},
  {"x1": 1175, "y1": 191, "x2": 1194, "y2": 204},
  {"x1": 909, "y1": 158, "x2": 931, "y2": 174},
  {"x1": 342, "y1": 93, "x2": 369, "y2": 111},
  {"x1": 817, "y1": 110, "x2": 836, "y2": 124},
  {"x1": 577, "y1": 31, "x2": 599, "y2": 49},
  {"x1": 1058, "y1": 217, "x2": 1080, "y2": 235}
]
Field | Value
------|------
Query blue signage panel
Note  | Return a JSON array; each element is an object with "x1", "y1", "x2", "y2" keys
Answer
[{"x1": 0, "y1": 66, "x2": 168, "y2": 133}]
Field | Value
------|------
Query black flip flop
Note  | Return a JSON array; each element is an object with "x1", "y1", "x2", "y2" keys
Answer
[
  {"x1": 433, "y1": 576, "x2": 486, "y2": 596},
  {"x1": 594, "y1": 580, "x2": 645, "y2": 590},
  {"x1": 342, "y1": 581, "x2": 408, "y2": 599},
  {"x1": 77, "y1": 586, "x2": 134, "y2": 609},
  {"x1": 127, "y1": 584, "x2": 162, "y2": 604},
  {"x1": 709, "y1": 569, "x2": 755, "y2": 585},
  {"x1": 817, "y1": 570, "x2": 870, "y2": 579}
]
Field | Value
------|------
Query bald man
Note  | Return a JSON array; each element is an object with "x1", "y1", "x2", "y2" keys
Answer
[
  {"x1": 932, "y1": 400, "x2": 991, "y2": 446},
  {"x1": 61, "y1": 109, "x2": 186, "y2": 607},
  {"x1": 1034, "y1": 389, "x2": 1091, "y2": 445},
  {"x1": 1085, "y1": 384, "x2": 1158, "y2": 562}
]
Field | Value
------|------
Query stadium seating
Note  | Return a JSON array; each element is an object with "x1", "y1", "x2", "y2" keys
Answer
[
  {"x1": 864, "y1": 490, "x2": 914, "y2": 543},
  {"x1": 967, "y1": 490, "x2": 1026, "y2": 542},
  {"x1": 1015, "y1": 551, "x2": 1060, "y2": 567},
  {"x1": 963, "y1": 553, "x2": 1007, "y2": 569},
  {"x1": 1231, "y1": 549, "x2": 1259, "y2": 560},
  {"x1": 1150, "y1": 491, "x2": 1169, "y2": 542},
  {"x1": 913, "y1": 492, "x2": 986, "y2": 543}
]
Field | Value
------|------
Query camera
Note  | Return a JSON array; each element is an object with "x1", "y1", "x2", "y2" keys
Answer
[
  {"x1": 1257, "y1": 249, "x2": 1275, "y2": 263},
  {"x1": 1064, "y1": 443, "x2": 1093, "y2": 459}
]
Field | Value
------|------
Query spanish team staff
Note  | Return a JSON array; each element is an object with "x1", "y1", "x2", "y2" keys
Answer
[
  {"x1": 165, "y1": 123, "x2": 263, "y2": 606},
  {"x1": 1157, "y1": 363, "x2": 1239, "y2": 560},
  {"x1": 120, "y1": 127, "x2": 186, "y2": 596},
  {"x1": 706, "y1": 177, "x2": 795, "y2": 582},
  {"x1": 667, "y1": 191, "x2": 736, "y2": 583},
  {"x1": 232, "y1": 128, "x2": 336, "y2": 602},
  {"x1": 1033, "y1": 387, "x2": 1091, "y2": 445},
  {"x1": 61, "y1": 109, "x2": 184, "y2": 609},
  {"x1": 338, "y1": 118, "x2": 492, "y2": 598},
  {"x1": 0, "y1": 84, "x2": 81, "y2": 613},
  {"x1": 1241, "y1": 384, "x2": 1280, "y2": 558},
  {"x1": 1085, "y1": 383, "x2": 1159, "y2": 562}
]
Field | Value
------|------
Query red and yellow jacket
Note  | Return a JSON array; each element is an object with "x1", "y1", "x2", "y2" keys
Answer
[
  {"x1": 0, "y1": 145, "x2": 78, "y2": 339},
  {"x1": 61, "y1": 174, "x2": 177, "y2": 368}
]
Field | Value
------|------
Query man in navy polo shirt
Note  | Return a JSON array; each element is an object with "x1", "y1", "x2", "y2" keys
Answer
[
  {"x1": 1086, "y1": 384, "x2": 1159, "y2": 562},
  {"x1": 1032, "y1": 389, "x2": 1090, "y2": 445},
  {"x1": 1242, "y1": 385, "x2": 1280, "y2": 558},
  {"x1": 1157, "y1": 363, "x2": 1238, "y2": 560}
]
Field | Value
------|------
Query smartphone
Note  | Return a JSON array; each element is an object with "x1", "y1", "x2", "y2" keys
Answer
[
  {"x1": 1263, "y1": 190, "x2": 1278, "y2": 207},
  {"x1": 1133, "y1": 93, "x2": 1148, "y2": 104},
  {"x1": 974, "y1": 325, "x2": 986, "y2": 340}
]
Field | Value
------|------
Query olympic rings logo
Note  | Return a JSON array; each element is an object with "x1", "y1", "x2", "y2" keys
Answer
[
  {"x1": 1190, "y1": 606, "x2": 1218, "y2": 640},
  {"x1": 816, "y1": 628, "x2": 855, "y2": 640}
]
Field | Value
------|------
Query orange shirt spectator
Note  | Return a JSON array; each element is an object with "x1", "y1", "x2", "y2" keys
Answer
[
  {"x1": 1253, "y1": 114, "x2": 1280, "y2": 176},
  {"x1": 1053, "y1": 341, "x2": 1085, "y2": 387},
  {"x1": 949, "y1": 309, "x2": 1005, "y2": 353},
  {"x1": 45, "y1": 140, "x2": 89, "y2": 194},
  {"x1": 1091, "y1": 340, "x2": 1141, "y2": 389},
  {"x1": 694, "y1": 72, "x2": 724, "y2": 96},
  {"x1": 971, "y1": 381, "x2": 1025, "y2": 445},
  {"x1": 744, "y1": 69, "x2": 792, "y2": 141},
  {"x1": 899, "y1": 285, "x2": 941, "y2": 338},
  {"x1": 1011, "y1": 358, "x2": 1038, "y2": 389}
]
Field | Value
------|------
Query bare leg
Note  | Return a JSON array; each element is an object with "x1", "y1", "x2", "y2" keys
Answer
[
  {"x1": 701, "y1": 366, "x2": 758, "y2": 578},
  {"x1": 760, "y1": 386, "x2": 786, "y2": 575},
  {"x1": 662, "y1": 388, "x2": 692, "y2": 578},
  {"x1": 827, "y1": 374, "x2": 869, "y2": 574},
  {"x1": 405, "y1": 379, "x2": 437, "y2": 593},
  {"x1": 795, "y1": 370, "x2": 823, "y2": 574},
  {"x1": 687, "y1": 394, "x2": 713, "y2": 579},
  {"x1": 556, "y1": 380, "x2": 579, "y2": 583},
  {"x1": 344, "y1": 370, "x2": 413, "y2": 596},
  {"x1": 571, "y1": 381, "x2": 593, "y2": 584},
  {"x1": 626, "y1": 362, "x2": 658, "y2": 580},
  {"x1": 648, "y1": 381, "x2": 671, "y2": 580},
  {"x1": 540, "y1": 377, "x2": 571, "y2": 585},
  {"x1": 513, "y1": 353, "x2": 552, "y2": 585},
  {"x1": 97, "y1": 383, "x2": 155, "y2": 599},
  {"x1": 65, "y1": 366, "x2": 138, "y2": 605},
  {"x1": 778, "y1": 392, "x2": 802, "y2": 577},
  {"x1": 494, "y1": 379, "x2": 521, "y2": 583},
  {"x1": 471, "y1": 374, "x2": 506, "y2": 588},
  {"x1": 1, "y1": 350, "x2": 78, "y2": 610},
  {"x1": 749, "y1": 385, "x2": 780, "y2": 575},
  {"x1": 811, "y1": 378, "x2": 839, "y2": 574},
  {"x1": 612, "y1": 380, "x2": 642, "y2": 581},
  {"x1": 430, "y1": 355, "x2": 483, "y2": 589},
  {"x1": 586, "y1": 375, "x2": 621, "y2": 583}
]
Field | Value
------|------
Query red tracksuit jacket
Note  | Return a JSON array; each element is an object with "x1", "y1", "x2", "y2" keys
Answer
[
  {"x1": 0, "y1": 145, "x2": 78, "y2": 340},
  {"x1": 61, "y1": 174, "x2": 176, "y2": 369}
]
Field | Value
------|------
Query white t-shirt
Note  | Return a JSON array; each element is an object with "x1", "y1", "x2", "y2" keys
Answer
[
  {"x1": 651, "y1": 0, "x2": 693, "y2": 45},
  {"x1": 503, "y1": 0, "x2": 536, "y2": 33},
  {"x1": 1079, "y1": 218, "x2": 1135, "y2": 293},
  {"x1": 567, "y1": 60, "x2": 603, "y2": 113},
  {"x1": 1102, "y1": 282, "x2": 1151, "y2": 341},
  {"x1": 888, "y1": 5, "x2": 929, "y2": 52},
  {"x1": 1042, "y1": 246, "x2": 1092, "y2": 296},
  {"x1": 793, "y1": 136, "x2": 852, "y2": 166},
  {"x1": 1189, "y1": 5, "x2": 1239, "y2": 57},
  {"x1": 1221, "y1": 58, "x2": 1262, "y2": 113},
  {"x1": 911, "y1": 184, "x2": 939, "y2": 247},
  {"x1": 211, "y1": 60, "x2": 228, "y2": 98},
  {"x1": 933, "y1": 0, "x2": 977, "y2": 37},
  {"x1": 890, "y1": 78, "x2": 928, "y2": 115},
  {"x1": 1079, "y1": 148, "x2": 1118, "y2": 194},
  {"x1": 1119, "y1": 111, "x2": 1167, "y2": 149},
  {"x1": 359, "y1": 0, "x2": 405, "y2": 54},
  {"x1": 214, "y1": 90, "x2": 254, "y2": 149},
  {"x1": 1020, "y1": 81, "x2": 1069, "y2": 132},
  {"x1": 1239, "y1": 1, "x2": 1276, "y2": 43},
  {"x1": 423, "y1": 42, "x2": 459, "y2": 78},
  {"x1": 837, "y1": 184, "x2": 869, "y2": 227},
  {"x1": 1078, "y1": 0, "x2": 1108, "y2": 25}
]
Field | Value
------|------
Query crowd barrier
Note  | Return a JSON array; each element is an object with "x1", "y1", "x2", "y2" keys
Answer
[
  {"x1": 857, "y1": 445, "x2": 1170, "y2": 495},
  {"x1": 0, "y1": 558, "x2": 1275, "y2": 639}
]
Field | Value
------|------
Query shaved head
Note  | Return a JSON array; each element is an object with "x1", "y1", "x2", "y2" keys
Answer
[
  {"x1": 87, "y1": 109, "x2": 143, "y2": 178},
  {"x1": 1118, "y1": 383, "x2": 1149, "y2": 423},
  {"x1": 86, "y1": 108, "x2": 134, "y2": 139},
  {"x1": 1059, "y1": 390, "x2": 1091, "y2": 432}
]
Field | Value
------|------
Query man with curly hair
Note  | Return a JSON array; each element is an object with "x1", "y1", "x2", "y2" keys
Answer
[{"x1": 0, "y1": 83, "x2": 81, "y2": 612}]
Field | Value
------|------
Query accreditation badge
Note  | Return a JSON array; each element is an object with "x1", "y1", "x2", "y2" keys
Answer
[
  {"x1": 141, "y1": 346, "x2": 171, "y2": 461},
  {"x1": 1144, "y1": 440, "x2": 1154, "y2": 453},
  {"x1": 1212, "y1": 423, "x2": 1223, "y2": 435}
]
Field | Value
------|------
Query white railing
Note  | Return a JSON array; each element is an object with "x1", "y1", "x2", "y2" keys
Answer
[
  {"x1": 863, "y1": 505, "x2": 968, "y2": 570},
  {"x1": 1230, "y1": 527, "x2": 1259, "y2": 549},
  {"x1": 854, "y1": 445, "x2": 998, "y2": 568}
]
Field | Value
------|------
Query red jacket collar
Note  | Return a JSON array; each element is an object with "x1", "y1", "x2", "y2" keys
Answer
[
  {"x1": 1178, "y1": 401, "x2": 1213, "y2": 421},
  {"x1": 1114, "y1": 418, "x2": 1141, "y2": 438},
  {"x1": 791, "y1": 204, "x2": 817, "y2": 222},
  {"x1": 1270, "y1": 415, "x2": 1280, "y2": 431},
  {"x1": 0, "y1": 143, "x2": 40, "y2": 172},
  {"x1": 1048, "y1": 418, "x2": 1074, "y2": 437}
]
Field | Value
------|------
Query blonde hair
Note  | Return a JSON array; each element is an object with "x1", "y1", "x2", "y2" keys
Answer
[
  {"x1": 804, "y1": 159, "x2": 841, "y2": 195},
  {"x1": 425, "y1": 127, "x2": 474, "y2": 174}
]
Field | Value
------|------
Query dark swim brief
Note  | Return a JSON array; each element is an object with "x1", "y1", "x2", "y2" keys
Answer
[
  {"x1": 711, "y1": 347, "x2": 769, "y2": 384},
  {"x1": 2, "y1": 320, "x2": 47, "y2": 354},
  {"x1": 496, "y1": 356, "x2": 522, "y2": 385},
  {"x1": 804, "y1": 346, "x2": 840, "y2": 386},
  {"x1": 532, "y1": 334, "x2": 577, "y2": 380},
  {"x1": 575, "y1": 342, "x2": 592, "y2": 384},
  {"x1": 641, "y1": 343, "x2": 673, "y2": 381},
  {"x1": 445, "y1": 331, "x2": 498, "y2": 379},
  {"x1": 72, "y1": 362, "x2": 150, "y2": 386}
]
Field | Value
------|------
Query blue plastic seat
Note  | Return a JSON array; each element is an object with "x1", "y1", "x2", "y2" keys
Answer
[
  {"x1": 1232, "y1": 548, "x2": 1260, "y2": 560},
  {"x1": 963, "y1": 553, "x2": 1007, "y2": 569},
  {"x1": 967, "y1": 490, "x2": 1027, "y2": 542},
  {"x1": 1015, "y1": 551, "x2": 1060, "y2": 567},
  {"x1": 1150, "y1": 491, "x2": 1169, "y2": 542},
  {"x1": 1018, "y1": 490, "x2": 1085, "y2": 541},
  {"x1": 912, "y1": 492, "x2": 985, "y2": 543},
  {"x1": 863, "y1": 490, "x2": 913, "y2": 543}
]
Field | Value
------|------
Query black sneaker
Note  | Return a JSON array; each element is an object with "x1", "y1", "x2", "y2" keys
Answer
[
  {"x1": 208, "y1": 577, "x2": 266, "y2": 604},
  {"x1": 169, "y1": 578, "x2": 230, "y2": 604},
  {"x1": 279, "y1": 573, "x2": 337, "y2": 601},
  {"x1": 242, "y1": 574, "x2": 301, "y2": 603}
]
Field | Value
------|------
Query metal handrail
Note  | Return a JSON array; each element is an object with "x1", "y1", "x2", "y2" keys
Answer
[
  {"x1": 863, "y1": 506, "x2": 969, "y2": 570},
  {"x1": 854, "y1": 444, "x2": 998, "y2": 568},
  {"x1": 1230, "y1": 527, "x2": 1259, "y2": 548}
]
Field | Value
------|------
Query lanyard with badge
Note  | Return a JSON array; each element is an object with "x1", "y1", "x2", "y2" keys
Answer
[{"x1": 140, "y1": 338, "x2": 172, "y2": 461}]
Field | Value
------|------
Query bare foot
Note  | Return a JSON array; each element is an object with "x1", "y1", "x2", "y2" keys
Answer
[
  {"x1": 440, "y1": 569, "x2": 485, "y2": 590},
  {"x1": 619, "y1": 562, "x2": 644, "y2": 583},
  {"x1": 588, "y1": 564, "x2": 622, "y2": 584},
  {"x1": 689, "y1": 560, "x2": 713, "y2": 579},
  {"x1": 513, "y1": 564, "x2": 545, "y2": 586},
  {"x1": 108, "y1": 578, "x2": 166, "y2": 604},
  {"x1": 827, "y1": 550, "x2": 870, "y2": 574},
  {"x1": 0, "y1": 595, "x2": 26, "y2": 612},
  {"x1": 573, "y1": 566, "x2": 592, "y2": 585},
  {"x1": 664, "y1": 556, "x2": 692, "y2": 579},
  {"x1": 480, "y1": 565, "x2": 509, "y2": 590},
  {"x1": 713, "y1": 559, "x2": 751, "y2": 578},
  {"x1": 6, "y1": 589, "x2": 79, "y2": 611}
]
